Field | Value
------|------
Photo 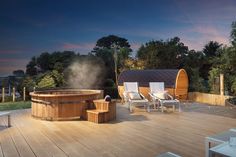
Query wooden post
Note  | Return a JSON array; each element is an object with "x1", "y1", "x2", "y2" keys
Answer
[
  {"x1": 12, "y1": 87, "x2": 15, "y2": 102},
  {"x1": 2, "y1": 88, "x2": 5, "y2": 103},
  {"x1": 23, "y1": 87, "x2": 26, "y2": 101},
  {"x1": 220, "y1": 74, "x2": 225, "y2": 106},
  {"x1": 8, "y1": 115, "x2": 11, "y2": 127},
  {"x1": 220, "y1": 74, "x2": 224, "y2": 96}
]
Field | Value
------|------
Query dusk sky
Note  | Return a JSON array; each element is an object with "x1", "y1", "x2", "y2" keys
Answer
[{"x1": 0, "y1": 0, "x2": 236, "y2": 76}]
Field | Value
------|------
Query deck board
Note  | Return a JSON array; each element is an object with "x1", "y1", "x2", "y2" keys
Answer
[
  {"x1": 0, "y1": 119, "x2": 20, "y2": 157},
  {"x1": 0, "y1": 104, "x2": 236, "y2": 157}
]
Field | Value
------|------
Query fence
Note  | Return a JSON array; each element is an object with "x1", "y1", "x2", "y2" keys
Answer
[
  {"x1": 187, "y1": 74, "x2": 234, "y2": 106},
  {"x1": 188, "y1": 92, "x2": 232, "y2": 106},
  {"x1": 1, "y1": 87, "x2": 27, "y2": 102}
]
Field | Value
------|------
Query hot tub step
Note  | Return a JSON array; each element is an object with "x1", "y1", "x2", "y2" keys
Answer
[{"x1": 86, "y1": 110, "x2": 109, "y2": 123}]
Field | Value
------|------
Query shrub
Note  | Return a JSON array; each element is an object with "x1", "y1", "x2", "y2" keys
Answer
[
  {"x1": 228, "y1": 97, "x2": 236, "y2": 105},
  {"x1": 189, "y1": 68, "x2": 209, "y2": 92},
  {"x1": 18, "y1": 76, "x2": 36, "y2": 100},
  {"x1": 104, "y1": 79, "x2": 115, "y2": 87},
  {"x1": 231, "y1": 77, "x2": 236, "y2": 95},
  {"x1": 37, "y1": 74, "x2": 56, "y2": 89},
  {"x1": 103, "y1": 87, "x2": 119, "y2": 99}
]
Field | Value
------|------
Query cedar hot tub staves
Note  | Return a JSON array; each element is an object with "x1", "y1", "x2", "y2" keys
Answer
[{"x1": 30, "y1": 89, "x2": 103, "y2": 121}]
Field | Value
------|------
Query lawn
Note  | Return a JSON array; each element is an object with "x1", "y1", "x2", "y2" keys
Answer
[{"x1": 0, "y1": 101, "x2": 31, "y2": 111}]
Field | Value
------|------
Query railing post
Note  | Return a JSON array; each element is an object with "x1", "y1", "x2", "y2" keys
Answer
[
  {"x1": 220, "y1": 74, "x2": 224, "y2": 96},
  {"x1": 2, "y1": 87, "x2": 5, "y2": 103},
  {"x1": 13, "y1": 87, "x2": 15, "y2": 102},
  {"x1": 220, "y1": 74, "x2": 225, "y2": 105},
  {"x1": 23, "y1": 87, "x2": 26, "y2": 101}
]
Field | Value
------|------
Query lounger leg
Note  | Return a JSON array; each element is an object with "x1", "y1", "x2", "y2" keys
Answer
[
  {"x1": 129, "y1": 102, "x2": 133, "y2": 112},
  {"x1": 161, "y1": 102, "x2": 164, "y2": 112},
  {"x1": 153, "y1": 101, "x2": 156, "y2": 110},
  {"x1": 8, "y1": 115, "x2": 11, "y2": 127},
  {"x1": 128, "y1": 101, "x2": 130, "y2": 110},
  {"x1": 147, "y1": 103, "x2": 150, "y2": 112},
  {"x1": 173, "y1": 105, "x2": 175, "y2": 112},
  {"x1": 178, "y1": 102, "x2": 181, "y2": 112}
]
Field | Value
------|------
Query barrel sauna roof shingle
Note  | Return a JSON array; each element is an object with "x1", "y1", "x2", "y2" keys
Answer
[{"x1": 118, "y1": 69, "x2": 179, "y2": 88}]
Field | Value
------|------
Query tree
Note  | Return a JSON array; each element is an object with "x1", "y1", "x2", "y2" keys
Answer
[
  {"x1": 94, "y1": 35, "x2": 132, "y2": 49},
  {"x1": 37, "y1": 73, "x2": 56, "y2": 89},
  {"x1": 200, "y1": 41, "x2": 222, "y2": 80},
  {"x1": 92, "y1": 35, "x2": 132, "y2": 86},
  {"x1": 19, "y1": 76, "x2": 36, "y2": 99},
  {"x1": 50, "y1": 51, "x2": 78, "y2": 72},
  {"x1": 208, "y1": 67, "x2": 221, "y2": 94},
  {"x1": 123, "y1": 58, "x2": 145, "y2": 70},
  {"x1": 13, "y1": 70, "x2": 25, "y2": 77},
  {"x1": 189, "y1": 68, "x2": 208, "y2": 92},
  {"x1": 203, "y1": 41, "x2": 222, "y2": 57},
  {"x1": 216, "y1": 46, "x2": 236, "y2": 95},
  {"x1": 51, "y1": 70, "x2": 65, "y2": 87},
  {"x1": 26, "y1": 51, "x2": 78, "y2": 76},
  {"x1": 37, "y1": 52, "x2": 51, "y2": 72},
  {"x1": 136, "y1": 37, "x2": 188, "y2": 69},
  {"x1": 182, "y1": 50, "x2": 208, "y2": 92},
  {"x1": 26, "y1": 57, "x2": 38, "y2": 76},
  {"x1": 209, "y1": 44, "x2": 236, "y2": 95},
  {"x1": 231, "y1": 21, "x2": 236, "y2": 46}
]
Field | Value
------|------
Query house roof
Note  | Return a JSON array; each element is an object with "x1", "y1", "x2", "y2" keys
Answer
[{"x1": 118, "y1": 69, "x2": 179, "y2": 88}]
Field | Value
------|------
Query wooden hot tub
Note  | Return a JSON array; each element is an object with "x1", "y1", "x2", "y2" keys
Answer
[{"x1": 30, "y1": 89, "x2": 103, "y2": 121}]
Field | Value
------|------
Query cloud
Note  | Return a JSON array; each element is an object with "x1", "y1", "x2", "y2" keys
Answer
[
  {"x1": 0, "y1": 66, "x2": 20, "y2": 73},
  {"x1": 90, "y1": 26, "x2": 230, "y2": 51},
  {"x1": 0, "y1": 50, "x2": 22, "y2": 54},
  {"x1": 0, "y1": 58, "x2": 28, "y2": 63},
  {"x1": 180, "y1": 25, "x2": 230, "y2": 50},
  {"x1": 172, "y1": 0, "x2": 236, "y2": 25},
  {"x1": 0, "y1": 58, "x2": 28, "y2": 76},
  {"x1": 61, "y1": 42, "x2": 95, "y2": 53}
]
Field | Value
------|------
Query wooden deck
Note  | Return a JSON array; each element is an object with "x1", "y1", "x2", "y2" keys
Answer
[{"x1": 0, "y1": 104, "x2": 236, "y2": 157}]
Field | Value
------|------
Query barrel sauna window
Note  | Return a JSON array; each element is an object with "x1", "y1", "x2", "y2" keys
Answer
[{"x1": 118, "y1": 69, "x2": 189, "y2": 100}]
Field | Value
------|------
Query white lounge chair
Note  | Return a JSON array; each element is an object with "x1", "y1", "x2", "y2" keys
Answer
[
  {"x1": 149, "y1": 82, "x2": 180, "y2": 112},
  {"x1": 123, "y1": 82, "x2": 150, "y2": 112}
]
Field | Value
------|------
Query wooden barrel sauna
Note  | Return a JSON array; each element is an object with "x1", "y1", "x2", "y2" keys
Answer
[
  {"x1": 30, "y1": 89, "x2": 103, "y2": 121},
  {"x1": 118, "y1": 69, "x2": 189, "y2": 100}
]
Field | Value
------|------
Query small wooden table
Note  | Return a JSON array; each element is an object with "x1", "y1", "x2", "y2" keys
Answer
[
  {"x1": 205, "y1": 130, "x2": 236, "y2": 157},
  {"x1": 209, "y1": 142, "x2": 236, "y2": 157},
  {"x1": 0, "y1": 112, "x2": 11, "y2": 127}
]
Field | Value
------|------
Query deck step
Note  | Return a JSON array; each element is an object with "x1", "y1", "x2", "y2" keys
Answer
[{"x1": 86, "y1": 110, "x2": 109, "y2": 123}]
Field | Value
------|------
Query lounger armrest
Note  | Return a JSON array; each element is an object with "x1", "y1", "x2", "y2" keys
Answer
[
  {"x1": 148, "y1": 92, "x2": 156, "y2": 100},
  {"x1": 166, "y1": 93, "x2": 174, "y2": 100},
  {"x1": 139, "y1": 93, "x2": 146, "y2": 99},
  {"x1": 148, "y1": 92, "x2": 154, "y2": 97},
  {"x1": 148, "y1": 92, "x2": 162, "y2": 100},
  {"x1": 123, "y1": 92, "x2": 129, "y2": 102}
]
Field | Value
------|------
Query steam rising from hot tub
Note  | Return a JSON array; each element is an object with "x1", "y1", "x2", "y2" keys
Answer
[{"x1": 67, "y1": 60, "x2": 104, "y2": 89}]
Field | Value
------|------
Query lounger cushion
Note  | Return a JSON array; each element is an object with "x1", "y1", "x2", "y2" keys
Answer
[
  {"x1": 128, "y1": 92, "x2": 142, "y2": 100},
  {"x1": 153, "y1": 92, "x2": 167, "y2": 99}
]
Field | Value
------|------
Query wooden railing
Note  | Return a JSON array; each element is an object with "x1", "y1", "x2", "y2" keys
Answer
[
  {"x1": 188, "y1": 92, "x2": 233, "y2": 106},
  {"x1": 1, "y1": 87, "x2": 27, "y2": 102}
]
